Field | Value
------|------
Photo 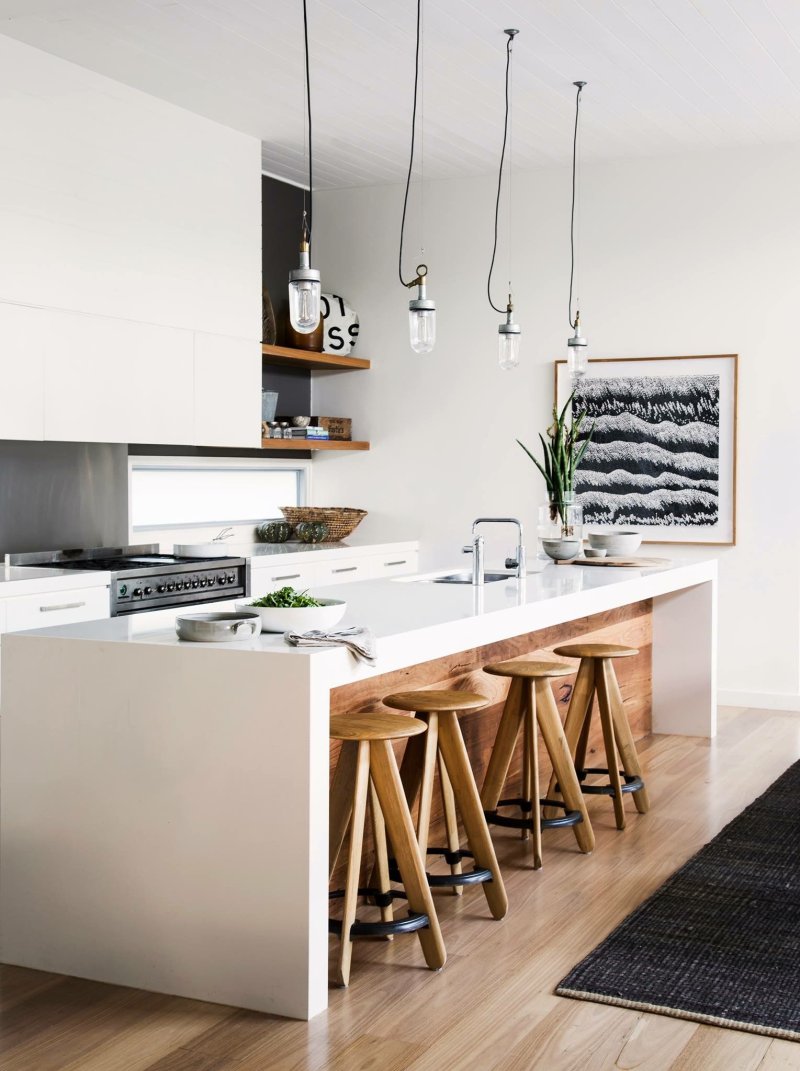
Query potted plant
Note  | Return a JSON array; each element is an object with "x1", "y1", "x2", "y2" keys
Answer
[{"x1": 517, "y1": 393, "x2": 593, "y2": 539}]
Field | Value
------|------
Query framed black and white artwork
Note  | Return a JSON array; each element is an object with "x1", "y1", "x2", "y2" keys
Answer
[{"x1": 555, "y1": 354, "x2": 738, "y2": 545}]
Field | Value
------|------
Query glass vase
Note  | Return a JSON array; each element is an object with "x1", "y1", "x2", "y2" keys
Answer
[{"x1": 537, "y1": 492, "x2": 584, "y2": 542}]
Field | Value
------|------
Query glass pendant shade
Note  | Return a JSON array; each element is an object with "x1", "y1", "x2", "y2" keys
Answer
[
  {"x1": 288, "y1": 242, "x2": 321, "y2": 333},
  {"x1": 567, "y1": 328, "x2": 588, "y2": 380},
  {"x1": 498, "y1": 304, "x2": 521, "y2": 370},
  {"x1": 498, "y1": 328, "x2": 520, "y2": 370},
  {"x1": 408, "y1": 278, "x2": 436, "y2": 353}
]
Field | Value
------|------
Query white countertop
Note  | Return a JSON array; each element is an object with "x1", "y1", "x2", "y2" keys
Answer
[
  {"x1": 0, "y1": 565, "x2": 112, "y2": 598},
  {"x1": 16, "y1": 558, "x2": 717, "y2": 686}
]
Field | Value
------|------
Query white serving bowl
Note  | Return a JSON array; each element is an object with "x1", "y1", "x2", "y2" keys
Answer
[
  {"x1": 236, "y1": 598, "x2": 347, "y2": 634},
  {"x1": 587, "y1": 530, "x2": 642, "y2": 556}
]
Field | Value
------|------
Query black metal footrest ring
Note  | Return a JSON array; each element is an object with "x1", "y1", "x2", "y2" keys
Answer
[
  {"x1": 484, "y1": 797, "x2": 583, "y2": 831},
  {"x1": 328, "y1": 887, "x2": 429, "y2": 938},
  {"x1": 575, "y1": 767, "x2": 645, "y2": 797},
  {"x1": 388, "y1": 851, "x2": 494, "y2": 889}
]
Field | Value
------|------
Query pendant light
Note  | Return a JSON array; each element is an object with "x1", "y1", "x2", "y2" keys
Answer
[
  {"x1": 399, "y1": 0, "x2": 435, "y2": 354},
  {"x1": 488, "y1": 29, "x2": 520, "y2": 371},
  {"x1": 567, "y1": 81, "x2": 588, "y2": 381},
  {"x1": 288, "y1": 0, "x2": 321, "y2": 334}
]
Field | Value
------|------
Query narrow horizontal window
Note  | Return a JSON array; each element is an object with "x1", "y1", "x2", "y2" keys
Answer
[{"x1": 131, "y1": 465, "x2": 304, "y2": 529}]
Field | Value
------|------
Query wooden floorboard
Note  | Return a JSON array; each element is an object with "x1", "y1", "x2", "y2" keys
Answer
[{"x1": 1, "y1": 706, "x2": 799, "y2": 1071}]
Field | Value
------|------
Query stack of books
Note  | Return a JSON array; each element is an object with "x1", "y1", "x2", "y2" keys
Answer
[{"x1": 286, "y1": 426, "x2": 329, "y2": 440}]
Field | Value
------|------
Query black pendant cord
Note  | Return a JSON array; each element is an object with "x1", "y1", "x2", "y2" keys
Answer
[
  {"x1": 398, "y1": 0, "x2": 422, "y2": 288},
  {"x1": 568, "y1": 81, "x2": 584, "y2": 331},
  {"x1": 488, "y1": 31, "x2": 515, "y2": 315},
  {"x1": 302, "y1": 0, "x2": 313, "y2": 248}
]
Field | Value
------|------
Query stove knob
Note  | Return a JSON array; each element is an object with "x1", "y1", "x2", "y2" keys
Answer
[
  {"x1": 133, "y1": 588, "x2": 143, "y2": 598},
  {"x1": 157, "y1": 584, "x2": 166, "y2": 593},
  {"x1": 199, "y1": 578, "x2": 207, "y2": 587},
  {"x1": 218, "y1": 576, "x2": 227, "y2": 585},
  {"x1": 227, "y1": 573, "x2": 236, "y2": 583},
  {"x1": 167, "y1": 582, "x2": 175, "y2": 592},
  {"x1": 191, "y1": 579, "x2": 199, "y2": 588},
  {"x1": 143, "y1": 586, "x2": 153, "y2": 596},
  {"x1": 207, "y1": 577, "x2": 216, "y2": 586}
]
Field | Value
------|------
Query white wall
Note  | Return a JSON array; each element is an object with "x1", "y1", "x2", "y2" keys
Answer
[
  {"x1": 0, "y1": 34, "x2": 261, "y2": 444},
  {"x1": 313, "y1": 144, "x2": 800, "y2": 710}
]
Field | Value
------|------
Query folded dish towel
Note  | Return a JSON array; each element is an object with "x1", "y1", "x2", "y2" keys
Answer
[{"x1": 284, "y1": 626, "x2": 377, "y2": 665}]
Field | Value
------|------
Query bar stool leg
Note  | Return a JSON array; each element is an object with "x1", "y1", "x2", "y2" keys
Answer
[
  {"x1": 545, "y1": 658, "x2": 595, "y2": 816},
  {"x1": 437, "y1": 711, "x2": 509, "y2": 920},
  {"x1": 329, "y1": 740, "x2": 359, "y2": 880},
  {"x1": 481, "y1": 677, "x2": 525, "y2": 811},
  {"x1": 535, "y1": 681, "x2": 595, "y2": 853},
  {"x1": 368, "y1": 779, "x2": 394, "y2": 935},
  {"x1": 437, "y1": 755, "x2": 463, "y2": 895},
  {"x1": 369, "y1": 739, "x2": 446, "y2": 972},
  {"x1": 595, "y1": 660, "x2": 626, "y2": 830},
  {"x1": 414, "y1": 712, "x2": 439, "y2": 861},
  {"x1": 336, "y1": 740, "x2": 371, "y2": 987},
  {"x1": 606, "y1": 662, "x2": 651, "y2": 814},
  {"x1": 525, "y1": 681, "x2": 543, "y2": 870},
  {"x1": 573, "y1": 699, "x2": 594, "y2": 780}
]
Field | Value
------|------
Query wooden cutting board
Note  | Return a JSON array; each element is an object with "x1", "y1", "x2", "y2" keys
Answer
[{"x1": 567, "y1": 556, "x2": 672, "y2": 568}]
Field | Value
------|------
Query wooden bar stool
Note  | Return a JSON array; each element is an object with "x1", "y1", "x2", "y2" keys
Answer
[
  {"x1": 480, "y1": 661, "x2": 595, "y2": 869},
  {"x1": 382, "y1": 690, "x2": 508, "y2": 921},
  {"x1": 547, "y1": 643, "x2": 650, "y2": 830},
  {"x1": 329, "y1": 712, "x2": 446, "y2": 987}
]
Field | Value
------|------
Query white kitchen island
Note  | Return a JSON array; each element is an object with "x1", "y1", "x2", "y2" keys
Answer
[{"x1": 0, "y1": 558, "x2": 716, "y2": 1020}]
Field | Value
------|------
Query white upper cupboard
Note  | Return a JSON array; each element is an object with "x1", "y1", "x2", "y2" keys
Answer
[{"x1": 0, "y1": 36, "x2": 262, "y2": 450}]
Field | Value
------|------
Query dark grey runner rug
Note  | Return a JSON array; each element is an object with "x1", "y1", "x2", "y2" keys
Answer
[{"x1": 556, "y1": 759, "x2": 800, "y2": 1040}]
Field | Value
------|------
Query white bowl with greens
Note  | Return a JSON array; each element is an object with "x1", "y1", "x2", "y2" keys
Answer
[{"x1": 236, "y1": 587, "x2": 347, "y2": 634}]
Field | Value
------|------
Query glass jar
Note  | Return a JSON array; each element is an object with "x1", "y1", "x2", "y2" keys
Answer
[{"x1": 537, "y1": 492, "x2": 584, "y2": 542}]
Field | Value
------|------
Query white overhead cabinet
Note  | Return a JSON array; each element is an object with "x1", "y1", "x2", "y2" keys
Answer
[
  {"x1": 0, "y1": 304, "x2": 46, "y2": 440},
  {"x1": 44, "y1": 311, "x2": 195, "y2": 445},
  {"x1": 194, "y1": 333, "x2": 261, "y2": 449}
]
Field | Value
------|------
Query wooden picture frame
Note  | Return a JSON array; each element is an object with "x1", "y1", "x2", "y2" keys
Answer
[{"x1": 554, "y1": 354, "x2": 738, "y2": 546}]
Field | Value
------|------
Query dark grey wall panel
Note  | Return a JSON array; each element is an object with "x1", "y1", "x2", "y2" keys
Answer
[{"x1": 0, "y1": 440, "x2": 128, "y2": 555}]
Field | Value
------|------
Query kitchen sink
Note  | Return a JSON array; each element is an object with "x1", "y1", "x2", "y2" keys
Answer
[{"x1": 430, "y1": 571, "x2": 513, "y2": 584}]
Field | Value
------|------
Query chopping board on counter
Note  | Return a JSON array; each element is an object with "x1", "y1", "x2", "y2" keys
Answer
[{"x1": 567, "y1": 556, "x2": 672, "y2": 568}]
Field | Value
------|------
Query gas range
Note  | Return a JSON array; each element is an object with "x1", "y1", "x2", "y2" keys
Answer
[{"x1": 7, "y1": 544, "x2": 250, "y2": 616}]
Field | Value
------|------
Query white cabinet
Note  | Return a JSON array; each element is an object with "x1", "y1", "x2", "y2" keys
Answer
[
  {"x1": 0, "y1": 303, "x2": 46, "y2": 440},
  {"x1": 44, "y1": 311, "x2": 194, "y2": 445},
  {"x1": 369, "y1": 552, "x2": 419, "y2": 579},
  {"x1": 314, "y1": 556, "x2": 373, "y2": 586},
  {"x1": 251, "y1": 562, "x2": 319, "y2": 599},
  {"x1": 194, "y1": 333, "x2": 261, "y2": 449},
  {"x1": 4, "y1": 585, "x2": 111, "y2": 632}
]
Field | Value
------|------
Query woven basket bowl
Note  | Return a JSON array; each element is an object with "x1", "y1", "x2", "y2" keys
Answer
[{"x1": 279, "y1": 506, "x2": 367, "y2": 543}]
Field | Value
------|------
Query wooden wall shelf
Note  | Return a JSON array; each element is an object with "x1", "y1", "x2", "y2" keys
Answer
[
  {"x1": 260, "y1": 439, "x2": 370, "y2": 452},
  {"x1": 261, "y1": 344, "x2": 370, "y2": 372}
]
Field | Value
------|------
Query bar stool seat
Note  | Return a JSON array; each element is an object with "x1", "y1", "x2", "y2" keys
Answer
[
  {"x1": 329, "y1": 712, "x2": 447, "y2": 986},
  {"x1": 481, "y1": 658, "x2": 595, "y2": 869},
  {"x1": 383, "y1": 690, "x2": 508, "y2": 920},
  {"x1": 547, "y1": 643, "x2": 650, "y2": 830}
]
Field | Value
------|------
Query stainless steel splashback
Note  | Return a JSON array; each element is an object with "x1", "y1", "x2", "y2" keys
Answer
[{"x1": 0, "y1": 440, "x2": 128, "y2": 555}]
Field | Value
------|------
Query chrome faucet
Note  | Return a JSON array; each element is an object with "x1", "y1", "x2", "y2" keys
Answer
[{"x1": 462, "y1": 517, "x2": 526, "y2": 585}]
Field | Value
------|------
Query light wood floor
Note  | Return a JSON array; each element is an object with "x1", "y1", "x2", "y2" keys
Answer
[{"x1": 2, "y1": 706, "x2": 799, "y2": 1071}]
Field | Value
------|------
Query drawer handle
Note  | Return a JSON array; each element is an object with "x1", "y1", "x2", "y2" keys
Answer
[
  {"x1": 272, "y1": 573, "x2": 301, "y2": 581},
  {"x1": 384, "y1": 560, "x2": 408, "y2": 567},
  {"x1": 39, "y1": 601, "x2": 87, "y2": 613},
  {"x1": 332, "y1": 566, "x2": 358, "y2": 574}
]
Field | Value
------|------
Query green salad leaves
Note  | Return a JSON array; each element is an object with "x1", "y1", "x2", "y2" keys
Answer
[{"x1": 250, "y1": 586, "x2": 322, "y2": 609}]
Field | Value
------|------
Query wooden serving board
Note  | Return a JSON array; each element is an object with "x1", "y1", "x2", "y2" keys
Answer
[{"x1": 568, "y1": 556, "x2": 672, "y2": 568}]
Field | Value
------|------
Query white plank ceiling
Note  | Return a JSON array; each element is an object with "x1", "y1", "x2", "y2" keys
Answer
[{"x1": 1, "y1": 0, "x2": 799, "y2": 188}]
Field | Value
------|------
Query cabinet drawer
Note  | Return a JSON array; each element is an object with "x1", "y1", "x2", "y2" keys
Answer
[
  {"x1": 250, "y1": 565, "x2": 318, "y2": 599},
  {"x1": 4, "y1": 586, "x2": 110, "y2": 633},
  {"x1": 370, "y1": 552, "x2": 419, "y2": 579},
  {"x1": 315, "y1": 558, "x2": 371, "y2": 586}
]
